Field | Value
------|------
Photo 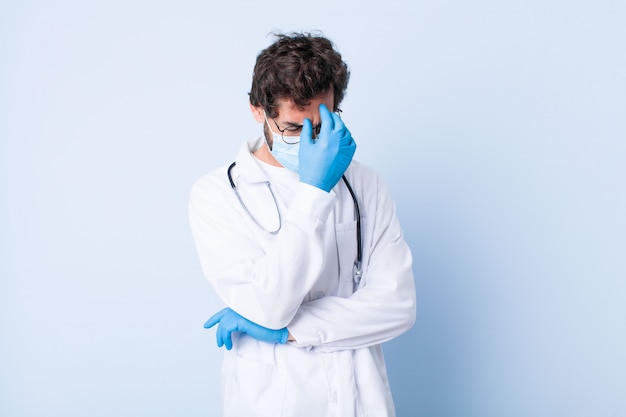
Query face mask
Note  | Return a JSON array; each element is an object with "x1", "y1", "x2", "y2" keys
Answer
[{"x1": 264, "y1": 113, "x2": 300, "y2": 172}]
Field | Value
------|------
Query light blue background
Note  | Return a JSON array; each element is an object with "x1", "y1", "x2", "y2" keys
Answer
[{"x1": 1, "y1": 1, "x2": 624, "y2": 416}]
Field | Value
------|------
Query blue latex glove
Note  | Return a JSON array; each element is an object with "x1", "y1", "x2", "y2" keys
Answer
[
  {"x1": 299, "y1": 103, "x2": 356, "y2": 192},
  {"x1": 203, "y1": 308, "x2": 289, "y2": 350}
]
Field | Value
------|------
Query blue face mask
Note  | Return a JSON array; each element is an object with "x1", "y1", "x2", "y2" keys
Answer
[{"x1": 264, "y1": 113, "x2": 300, "y2": 172}]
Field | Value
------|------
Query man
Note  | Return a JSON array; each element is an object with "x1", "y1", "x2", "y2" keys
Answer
[{"x1": 189, "y1": 33, "x2": 416, "y2": 417}]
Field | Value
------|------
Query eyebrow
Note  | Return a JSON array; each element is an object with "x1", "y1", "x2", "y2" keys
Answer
[{"x1": 282, "y1": 121, "x2": 321, "y2": 129}]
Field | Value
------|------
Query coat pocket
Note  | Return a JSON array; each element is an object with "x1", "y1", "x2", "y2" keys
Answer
[{"x1": 222, "y1": 344, "x2": 287, "y2": 417}]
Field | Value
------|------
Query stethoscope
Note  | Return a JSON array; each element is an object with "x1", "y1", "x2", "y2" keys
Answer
[{"x1": 227, "y1": 162, "x2": 363, "y2": 285}]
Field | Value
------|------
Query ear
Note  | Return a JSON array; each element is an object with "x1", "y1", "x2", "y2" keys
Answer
[{"x1": 250, "y1": 103, "x2": 265, "y2": 123}]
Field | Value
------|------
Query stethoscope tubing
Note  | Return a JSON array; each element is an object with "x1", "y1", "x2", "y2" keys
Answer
[
  {"x1": 227, "y1": 161, "x2": 363, "y2": 283},
  {"x1": 228, "y1": 162, "x2": 281, "y2": 235}
]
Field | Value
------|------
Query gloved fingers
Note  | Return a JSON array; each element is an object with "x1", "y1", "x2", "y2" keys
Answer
[
  {"x1": 223, "y1": 330, "x2": 234, "y2": 350},
  {"x1": 216, "y1": 324, "x2": 224, "y2": 348},
  {"x1": 343, "y1": 130, "x2": 356, "y2": 150},
  {"x1": 301, "y1": 118, "x2": 313, "y2": 143},
  {"x1": 318, "y1": 103, "x2": 335, "y2": 133},
  {"x1": 204, "y1": 307, "x2": 229, "y2": 329},
  {"x1": 217, "y1": 320, "x2": 233, "y2": 350},
  {"x1": 220, "y1": 313, "x2": 242, "y2": 350},
  {"x1": 338, "y1": 124, "x2": 353, "y2": 146},
  {"x1": 216, "y1": 320, "x2": 236, "y2": 350},
  {"x1": 330, "y1": 110, "x2": 346, "y2": 134}
]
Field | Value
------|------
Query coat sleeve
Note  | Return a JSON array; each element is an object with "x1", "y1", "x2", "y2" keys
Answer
[
  {"x1": 188, "y1": 172, "x2": 337, "y2": 329},
  {"x1": 286, "y1": 172, "x2": 417, "y2": 352}
]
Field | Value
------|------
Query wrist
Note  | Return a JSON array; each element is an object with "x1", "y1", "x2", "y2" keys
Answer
[{"x1": 279, "y1": 328, "x2": 289, "y2": 344}]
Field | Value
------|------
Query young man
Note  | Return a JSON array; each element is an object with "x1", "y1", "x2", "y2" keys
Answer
[{"x1": 189, "y1": 33, "x2": 416, "y2": 417}]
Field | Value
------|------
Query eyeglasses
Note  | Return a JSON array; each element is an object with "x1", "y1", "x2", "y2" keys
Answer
[
  {"x1": 270, "y1": 118, "x2": 320, "y2": 144},
  {"x1": 268, "y1": 109, "x2": 342, "y2": 145}
]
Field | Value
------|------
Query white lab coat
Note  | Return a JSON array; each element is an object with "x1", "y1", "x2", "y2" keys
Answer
[{"x1": 189, "y1": 137, "x2": 416, "y2": 417}]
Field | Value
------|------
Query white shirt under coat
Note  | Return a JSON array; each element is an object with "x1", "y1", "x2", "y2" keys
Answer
[{"x1": 188, "y1": 136, "x2": 416, "y2": 417}]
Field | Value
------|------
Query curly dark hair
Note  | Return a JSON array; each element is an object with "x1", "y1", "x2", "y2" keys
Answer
[{"x1": 249, "y1": 33, "x2": 350, "y2": 118}]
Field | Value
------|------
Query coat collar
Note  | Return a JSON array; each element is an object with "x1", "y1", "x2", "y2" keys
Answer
[{"x1": 233, "y1": 136, "x2": 271, "y2": 185}]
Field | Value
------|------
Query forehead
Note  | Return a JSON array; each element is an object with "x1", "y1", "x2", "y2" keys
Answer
[{"x1": 274, "y1": 90, "x2": 334, "y2": 121}]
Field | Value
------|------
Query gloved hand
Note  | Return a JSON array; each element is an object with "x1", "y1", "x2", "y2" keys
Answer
[
  {"x1": 299, "y1": 103, "x2": 356, "y2": 192},
  {"x1": 203, "y1": 307, "x2": 289, "y2": 350}
]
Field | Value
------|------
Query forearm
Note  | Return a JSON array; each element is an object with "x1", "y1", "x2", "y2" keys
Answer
[
  {"x1": 190, "y1": 180, "x2": 337, "y2": 329},
  {"x1": 288, "y1": 235, "x2": 416, "y2": 351}
]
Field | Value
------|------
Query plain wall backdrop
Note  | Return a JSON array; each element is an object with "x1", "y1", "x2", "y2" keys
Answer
[{"x1": 1, "y1": 1, "x2": 625, "y2": 416}]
